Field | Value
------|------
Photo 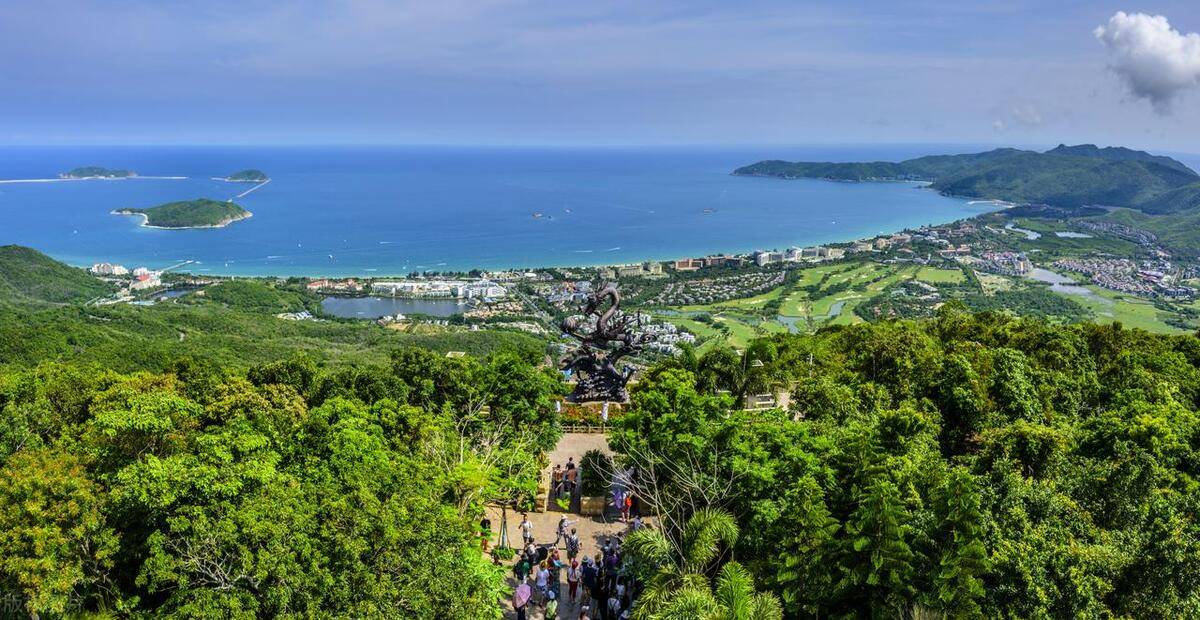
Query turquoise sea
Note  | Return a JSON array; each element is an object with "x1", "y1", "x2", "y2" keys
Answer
[{"x1": 0, "y1": 145, "x2": 1004, "y2": 276}]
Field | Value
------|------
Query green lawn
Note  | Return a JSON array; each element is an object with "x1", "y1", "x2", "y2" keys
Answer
[
  {"x1": 916, "y1": 266, "x2": 965, "y2": 284},
  {"x1": 659, "y1": 311, "x2": 787, "y2": 351}
]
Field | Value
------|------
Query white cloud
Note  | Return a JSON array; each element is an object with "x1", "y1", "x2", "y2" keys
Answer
[
  {"x1": 1095, "y1": 11, "x2": 1200, "y2": 113},
  {"x1": 992, "y1": 103, "x2": 1042, "y2": 133}
]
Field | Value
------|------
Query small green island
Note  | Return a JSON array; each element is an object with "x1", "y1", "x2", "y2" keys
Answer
[
  {"x1": 223, "y1": 169, "x2": 269, "y2": 182},
  {"x1": 113, "y1": 198, "x2": 252, "y2": 229},
  {"x1": 59, "y1": 166, "x2": 136, "y2": 179}
]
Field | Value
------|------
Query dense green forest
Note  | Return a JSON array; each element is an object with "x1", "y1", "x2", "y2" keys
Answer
[
  {"x1": 0, "y1": 350, "x2": 562, "y2": 618},
  {"x1": 115, "y1": 199, "x2": 251, "y2": 229},
  {"x1": 612, "y1": 307, "x2": 1200, "y2": 618},
  {"x1": 5, "y1": 246, "x2": 1200, "y2": 617},
  {"x1": 733, "y1": 144, "x2": 1200, "y2": 214}
]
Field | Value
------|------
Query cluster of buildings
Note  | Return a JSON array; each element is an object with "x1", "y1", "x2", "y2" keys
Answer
[
  {"x1": 634, "y1": 319, "x2": 697, "y2": 356},
  {"x1": 463, "y1": 301, "x2": 526, "y2": 319},
  {"x1": 974, "y1": 251, "x2": 1033, "y2": 276},
  {"x1": 1051, "y1": 258, "x2": 1194, "y2": 298},
  {"x1": 371, "y1": 279, "x2": 507, "y2": 299},
  {"x1": 672, "y1": 255, "x2": 748, "y2": 271},
  {"x1": 480, "y1": 270, "x2": 545, "y2": 282},
  {"x1": 90, "y1": 262, "x2": 129, "y2": 276},
  {"x1": 305, "y1": 278, "x2": 364, "y2": 293},
  {"x1": 1070, "y1": 221, "x2": 1158, "y2": 246},
  {"x1": 754, "y1": 246, "x2": 845, "y2": 266},
  {"x1": 646, "y1": 271, "x2": 785, "y2": 306},
  {"x1": 598, "y1": 262, "x2": 664, "y2": 279},
  {"x1": 90, "y1": 262, "x2": 162, "y2": 291},
  {"x1": 276, "y1": 310, "x2": 318, "y2": 321},
  {"x1": 537, "y1": 280, "x2": 595, "y2": 309}
]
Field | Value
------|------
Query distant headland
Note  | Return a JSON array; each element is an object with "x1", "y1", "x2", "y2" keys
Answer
[
  {"x1": 113, "y1": 198, "x2": 252, "y2": 229},
  {"x1": 221, "y1": 169, "x2": 269, "y2": 182},
  {"x1": 59, "y1": 166, "x2": 136, "y2": 179},
  {"x1": 734, "y1": 144, "x2": 1200, "y2": 215}
]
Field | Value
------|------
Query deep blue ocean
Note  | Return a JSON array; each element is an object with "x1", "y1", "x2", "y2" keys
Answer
[{"x1": 0, "y1": 145, "x2": 1006, "y2": 276}]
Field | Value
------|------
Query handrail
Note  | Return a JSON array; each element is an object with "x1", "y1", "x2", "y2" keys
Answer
[{"x1": 561, "y1": 424, "x2": 609, "y2": 434}]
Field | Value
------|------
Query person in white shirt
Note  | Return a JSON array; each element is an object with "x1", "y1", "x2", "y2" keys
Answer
[
  {"x1": 536, "y1": 562, "x2": 551, "y2": 603},
  {"x1": 520, "y1": 513, "x2": 534, "y2": 545}
]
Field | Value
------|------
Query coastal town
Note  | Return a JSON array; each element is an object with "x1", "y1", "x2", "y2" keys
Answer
[{"x1": 75, "y1": 202, "x2": 1200, "y2": 362}]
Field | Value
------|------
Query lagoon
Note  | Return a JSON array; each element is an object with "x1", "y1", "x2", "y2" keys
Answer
[{"x1": 0, "y1": 145, "x2": 1001, "y2": 276}]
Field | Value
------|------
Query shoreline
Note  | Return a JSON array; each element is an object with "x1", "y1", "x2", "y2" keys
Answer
[
  {"x1": 731, "y1": 172, "x2": 1017, "y2": 207},
  {"x1": 112, "y1": 209, "x2": 253, "y2": 230}
]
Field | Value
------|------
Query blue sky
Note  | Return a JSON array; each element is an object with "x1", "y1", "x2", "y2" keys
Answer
[{"x1": 2, "y1": 1, "x2": 1199, "y2": 150}]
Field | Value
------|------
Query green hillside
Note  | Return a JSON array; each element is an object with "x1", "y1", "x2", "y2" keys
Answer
[
  {"x1": 734, "y1": 144, "x2": 1200, "y2": 213},
  {"x1": 0, "y1": 247, "x2": 540, "y2": 372},
  {"x1": 116, "y1": 198, "x2": 251, "y2": 228},
  {"x1": 1133, "y1": 181, "x2": 1200, "y2": 215},
  {"x1": 930, "y1": 153, "x2": 1197, "y2": 208},
  {"x1": 0, "y1": 245, "x2": 113, "y2": 304}
]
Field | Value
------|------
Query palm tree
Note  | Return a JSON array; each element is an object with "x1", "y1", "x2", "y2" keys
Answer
[{"x1": 624, "y1": 508, "x2": 782, "y2": 620}]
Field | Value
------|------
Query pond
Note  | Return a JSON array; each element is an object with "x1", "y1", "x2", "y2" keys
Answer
[
  {"x1": 152, "y1": 287, "x2": 197, "y2": 301},
  {"x1": 1005, "y1": 222, "x2": 1041, "y2": 240},
  {"x1": 321, "y1": 295, "x2": 467, "y2": 318},
  {"x1": 1026, "y1": 268, "x2": 1110, "y2": 304},
  {"x1": 777, "y1": 299, "x2": 848, "y2": 333}
]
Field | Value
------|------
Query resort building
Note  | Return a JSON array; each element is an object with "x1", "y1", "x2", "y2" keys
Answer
[{"x1": 90, "y1": 262, "x2": 129, "y2": 276}]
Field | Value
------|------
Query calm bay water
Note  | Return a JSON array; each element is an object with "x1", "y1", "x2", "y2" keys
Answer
[{"x1": 0, "y1": 145, "x2": 1003, "y2": 276}]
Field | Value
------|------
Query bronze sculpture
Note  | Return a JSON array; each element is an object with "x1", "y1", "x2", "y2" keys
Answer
[{"x1": 560, "y1": 282, "x2": 644, "y2": 403}]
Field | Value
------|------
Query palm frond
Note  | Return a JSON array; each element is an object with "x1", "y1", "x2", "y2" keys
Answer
[
  {"x1": 626, "y1": 527, "x2": 673, "y2": 570},
  {"x1": 681, "y1": 507, "x2": 739, "y2": 572},
  {"x1": 749, "y1": 592, "x2": 783, "y2": 620},
  {"x1": 656, "y1": 586, "x2": 719, "y2": 620},
  {"x1": 714, "y1": 562, "x2": 754, "y2": 619}
]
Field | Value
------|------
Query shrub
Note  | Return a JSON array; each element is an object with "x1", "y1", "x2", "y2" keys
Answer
[{"x1": 580, "y1": 449, "x2": 613, "y2": 497}]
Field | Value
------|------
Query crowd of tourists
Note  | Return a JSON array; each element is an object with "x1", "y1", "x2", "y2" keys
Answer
[
  {"x1": 507, "y1": 457, "x2": 648, "y2": 620},
  {"x1": 510, "y1": 513, "x2": 647, "y2": 620}
]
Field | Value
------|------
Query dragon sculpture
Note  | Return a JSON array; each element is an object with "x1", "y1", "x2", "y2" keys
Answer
[{"x1": 560, "y1": 282, "x2": 645, "y2": 403}]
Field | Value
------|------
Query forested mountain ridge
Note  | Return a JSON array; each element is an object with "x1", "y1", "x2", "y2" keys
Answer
[{"x1": 734, "y1": 144, "x2": 1200, "y2": 213}]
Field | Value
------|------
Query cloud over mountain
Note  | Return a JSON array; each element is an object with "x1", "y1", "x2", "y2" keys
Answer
[{"x1": 1095, "y1": 11, "x2": 1200, "y2": 113}]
